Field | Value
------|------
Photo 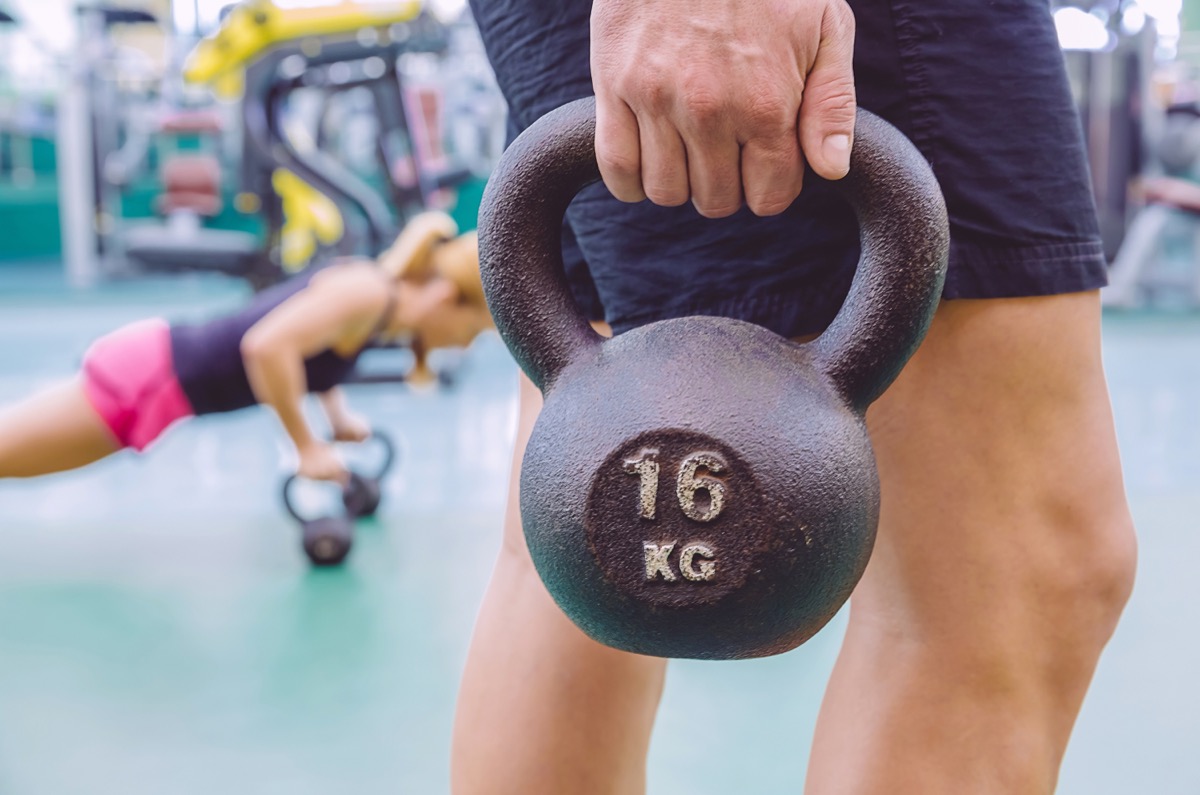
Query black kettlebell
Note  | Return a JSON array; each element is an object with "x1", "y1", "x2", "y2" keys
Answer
[
  {"x1": 477, "y1": 98, "x2": 949, "y2": 660},
  {"x1": 340, "y1": 431, "x2": 397, "y2": 519},
  {"x1": 282, "y1": 475, "x2": 354, "y2": 566}
]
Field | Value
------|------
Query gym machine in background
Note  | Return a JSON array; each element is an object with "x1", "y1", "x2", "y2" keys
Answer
[
  {"x1": 0, "y1": 5, "x2": 68, "y2": 262},
  {"x1": 1056, "y1": 0, "x2": 1200, "y2": 308},
  {"x1": 1105, "y1": 101, "x2": 1200, "y2": 306},
  {"x1": 1060, "y1": 3, "x2": 1155, "y2": 263},
  {"x1": 58, "y1": 4, "x2": 163, "y2": 287},
  {"x1": 60, "y1": 0, "x2": 499, "y2": 290}
]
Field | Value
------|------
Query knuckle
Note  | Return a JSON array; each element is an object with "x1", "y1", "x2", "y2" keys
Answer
[
  {"x1": 684, "y1": 93, "x2": 726, "y2": 126},
  {"x1": 678, "y1": 73, "x2": 729, "y2": 126},
  {"x1": 747, "y1": 189, "x2": 800, "y2": 217},
  {"x1": 824, "y1": 1, "x2": 856, "y2": 39},
  {"x1": 693, "y1": 199, "x2": 740, "y2": 219},
  {"x1": 637, "y1": 79, "x2": 673, "y2": 113},
  {"x1": 644, "y1": 184, "x2": 689, "y2": 207},
  {"x1": 742, "y1": 92, "x2": 793, "y2": 132},
  {"x1": 806, "y1": 83, "x2": 857, "y2": 124},
  {"x1": 595, "y1": 141, "x2": 640, "y2": 179}
]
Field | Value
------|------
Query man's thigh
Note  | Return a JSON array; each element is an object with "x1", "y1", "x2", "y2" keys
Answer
[{"x1": 858, "y1": 291, "x2": 1134, "y2": 640}]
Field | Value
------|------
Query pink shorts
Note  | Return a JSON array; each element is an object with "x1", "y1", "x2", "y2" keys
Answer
[{"x1": 81, "y1": 318, "x2": 195, "y2": 452}]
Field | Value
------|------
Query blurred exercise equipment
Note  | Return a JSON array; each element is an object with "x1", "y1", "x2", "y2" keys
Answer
[
  {"x1": 0, "y1": 6, "x2": 63, "y2": 260},
  {"x1": 280, "y1": 430, "x2": 399, "y2": 567},
  {"x1": 1105, "y1": 103, "x2": 1200, "y2": 307},
  {"x1": 118, "y1": 107, "x2": 267, "y2": 280},
  {"x1": 283, "y1": 474, "x2": 357, "y2": 567},
  {"x1": 58, "y1": 0, "x2": 495, "y2": 290},
  {"x1": 177, "y1": 0, "x2": 477, "y2": 281},
  {"x1": 1062, "y1": 8, "x2": 1155, "y2": 260},
  {"x1": 340, "y1": 430, "x2": 398, "y2": 520}
]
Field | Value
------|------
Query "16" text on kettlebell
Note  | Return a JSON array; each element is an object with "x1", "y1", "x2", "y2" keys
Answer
[{"x1": 625, "y1": 449, "x2": 726, "y2": 582}]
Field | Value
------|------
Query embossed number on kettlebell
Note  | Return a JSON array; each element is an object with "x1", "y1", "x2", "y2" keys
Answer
[
  {"x1": 624, "y1": 450, "x2": 728, "y2": 522},
  {"x1": 644, "y1": 541, "x2": 717, "y2": 582},
  {"x1": 623, "y1": 450, "x2": 661, "y2": 520},
  {"x1": 676, "y1": 453, "x2": 727, "y2": 522}
]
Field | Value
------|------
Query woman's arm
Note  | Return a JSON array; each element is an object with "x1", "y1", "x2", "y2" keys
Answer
[
  {"x1": 240, "y1": 265, "x2": 387, "y2": 478},
  {"x1": 318, "y1": 387, "x2": 370, "y2": 442}
]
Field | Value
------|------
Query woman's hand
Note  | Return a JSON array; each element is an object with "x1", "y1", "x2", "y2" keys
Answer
[
  {"x1": 240, "y1": 267, "x2": 387, "y2": 467},
  {"x1": 330, "y1": 411, "x2": 372, "y2": 444},
  {"x1": 297, "y1": 440, "x2": 348, "y2": 483},
  {"x1": 591, "y1": 0, "x2": 856, "y2": 218}
]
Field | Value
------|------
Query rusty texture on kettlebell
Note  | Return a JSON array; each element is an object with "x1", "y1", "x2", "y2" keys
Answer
[{"x1": 478, "y1": 97, "x2": 949, "y2": 660}]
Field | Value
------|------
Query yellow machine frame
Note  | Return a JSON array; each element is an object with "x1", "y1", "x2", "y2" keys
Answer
[{"x1": 183, "y1": 0, "x2": 424, "y2": 269}]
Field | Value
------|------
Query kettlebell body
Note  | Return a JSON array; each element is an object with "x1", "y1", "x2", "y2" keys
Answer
[
  {"x1": 301, "y1": 515, "x2": 354, "y2": 566},
  {"x1": 479, "y1": 98, "x2": 949, "y2": 659},
  {"x1": 283, "y1": 475, "x2": 356, "y2": 566},
  {"x1": 343, "y1": 471, "x2": 382, "y2": 519},
  {"x1": 341, "y1": 431, "x2": 397, "y2": 519},
  {"x1": 526, "y1": 317, "x2": 877, "y2": 658}
]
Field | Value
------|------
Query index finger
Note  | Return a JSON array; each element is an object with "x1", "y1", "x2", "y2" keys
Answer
[{"x1": 595, "y1": 93, "x2": 648, "y2": 203}]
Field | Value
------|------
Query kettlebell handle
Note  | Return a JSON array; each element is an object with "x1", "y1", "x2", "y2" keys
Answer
[
  {"x1": 478, "y1": 98, "x2": 949, "y2": 406},
  {"x1": 281, "y1": 474, "x2": 305, "y2": 523},
  {"x1": 812, "y1": 112, "x2": 949, "y2": 408},
  {"x1": 363, "y1": 430, "x2": 397, "y2": 479},
  {"x1": 329, "y1": 430, "x2": 397, "y2": 480},
  {"x1": 281, "y1": 473, "x2": 358, "y2": 523},
  {"x1": 477, "y1": 100, "x2": 605, "y2": 391}
]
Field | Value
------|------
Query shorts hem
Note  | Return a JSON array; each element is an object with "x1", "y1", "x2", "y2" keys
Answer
[
  {"x1": 609, "y1": 287, "x2": 849, "y2": 339},
  {"x1": 608, "y1": 238, "x2": 1110, "y2": 337},
  {"x1": 79, "y1": 374, "x2": 127, "y2": 449},
  {"x1": 944, "y1": 239, "x2": 1109, "y2": 299},
  {"x1": 81, "y1": 319, "x2": 195, "y2": 452}
]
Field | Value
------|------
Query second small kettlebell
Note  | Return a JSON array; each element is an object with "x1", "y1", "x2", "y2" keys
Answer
[{"x1": 339, "y1": 430, "x2": 397, "y2": 519}]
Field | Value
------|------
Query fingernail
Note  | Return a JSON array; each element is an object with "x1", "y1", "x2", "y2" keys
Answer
[{"x1": 824, "y1": 134, "x2": 851, "y2": 173}]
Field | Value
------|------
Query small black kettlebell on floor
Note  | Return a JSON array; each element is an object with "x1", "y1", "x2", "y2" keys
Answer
[
  {"x1": 281, "y1": 431, "x2": 398, "y2": 565},
  {"x1": 340, "y1": 430, "x2": 397, "y2": 519},
  {"x1": 478, "y1": 98, "x2": 949, "y2": 660},
  {"x1": 282, "y1": 475, "x2": 355, "y2": 567}
]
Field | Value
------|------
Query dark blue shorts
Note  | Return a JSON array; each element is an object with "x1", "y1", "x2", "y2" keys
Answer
[{"x1": 471, "y1": 0, "x2": 1108, "y2": 336}]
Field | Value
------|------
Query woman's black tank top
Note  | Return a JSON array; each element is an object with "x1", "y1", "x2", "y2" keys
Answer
[{"x1": 169, "y1": 270, "x2": 391, "y2": 416}]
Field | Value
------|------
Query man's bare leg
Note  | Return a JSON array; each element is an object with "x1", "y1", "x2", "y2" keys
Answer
[
  {"x1": 452, "y1": 371, "x2": 667, "y2": 795},
  {"x1": 806, "y1": 292, "x2": 1137, "y2": 794}
]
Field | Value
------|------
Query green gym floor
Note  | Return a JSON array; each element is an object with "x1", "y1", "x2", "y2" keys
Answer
[{"x1": 0, "y1": 264, "x2": 1197, "y2": 794}]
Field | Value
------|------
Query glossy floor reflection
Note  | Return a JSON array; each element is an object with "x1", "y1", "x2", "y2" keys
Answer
[{"x1": 0, "y1": 271, "x2": 1196, "y2": 794}]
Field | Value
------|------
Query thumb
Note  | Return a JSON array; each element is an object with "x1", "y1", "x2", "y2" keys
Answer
[{"x1": 798, "y1": 4, "x2": 857, "y2": 180}]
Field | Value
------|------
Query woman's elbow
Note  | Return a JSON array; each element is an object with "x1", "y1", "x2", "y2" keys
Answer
[{"x1": 239, "y1": 329, "x2": 275, "y2": 365}]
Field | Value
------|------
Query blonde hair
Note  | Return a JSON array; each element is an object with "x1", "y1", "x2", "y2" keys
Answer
[
  {"x1": 376, "y1": 211, "x2": 490, "y2": 383},
  {"x1": 378, "y1": 211, "x2": 486, "y2": 312}
]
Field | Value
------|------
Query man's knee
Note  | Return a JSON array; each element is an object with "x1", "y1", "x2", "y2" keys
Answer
[
  {"x1": 1032, "y1": 498, "x2": 1137, "y2": 654},
  {"x1": 952, "y1": 503, "x2": 1137, "y2": 694}
]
